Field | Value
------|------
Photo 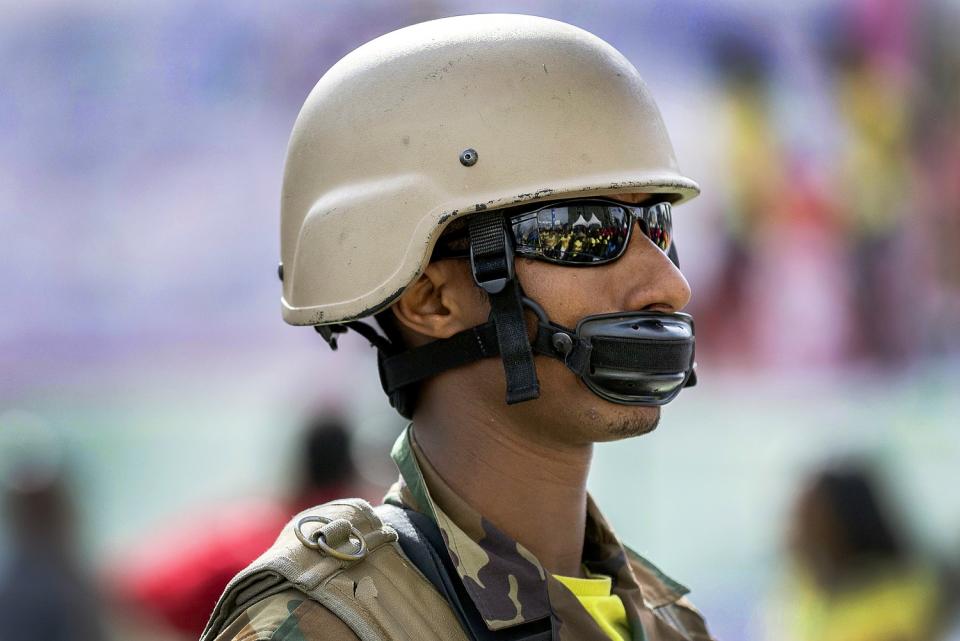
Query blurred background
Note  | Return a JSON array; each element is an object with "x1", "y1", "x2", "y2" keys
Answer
[{"x1": 1, "y1": 1, "x2": 958, "y2": 640}]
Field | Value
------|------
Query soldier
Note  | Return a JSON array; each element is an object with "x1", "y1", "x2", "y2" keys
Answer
[{"x1": 202, "y1": 14, "x2": 713, "y2": 641}]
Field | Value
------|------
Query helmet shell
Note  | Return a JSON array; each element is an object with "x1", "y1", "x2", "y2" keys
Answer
[{"x1": 281, "y1": 13, "x2": 699, "y2": 325}]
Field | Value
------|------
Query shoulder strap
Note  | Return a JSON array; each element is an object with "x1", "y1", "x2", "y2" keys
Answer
[
  {"x1": 373, "y1": 503, "x2": 448, "y2": 597},
  {"x1": 375, "y1": 504, "x2": 554, "y2": 641}
]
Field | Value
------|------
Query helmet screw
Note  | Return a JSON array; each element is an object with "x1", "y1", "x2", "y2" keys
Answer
[
  {"x1": 459, "y1": 148, "x2": 478, "y2": 167},
  {"x1": 278, "y1": 262, "x2": 284, "y2": 282},
  {"x1": 551, "y1": 332, "x2": 573, "y2": 356}
]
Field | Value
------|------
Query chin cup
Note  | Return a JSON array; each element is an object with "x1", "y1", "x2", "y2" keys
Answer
[{"x1": 524, "y1": 298, "x2": 696, "y2": 406}]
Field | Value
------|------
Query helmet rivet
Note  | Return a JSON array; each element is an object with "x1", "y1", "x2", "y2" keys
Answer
[
  {"x1": 551, "y1": 332, "x2": 573, "y2": 355},
  {"x1": 459, "y1": 148, "x2": 478, "y2": 167}
]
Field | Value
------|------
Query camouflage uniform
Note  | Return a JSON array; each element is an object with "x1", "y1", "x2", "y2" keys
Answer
[{"x1": 212, "y1": 426, "x2": 714, "y2": 641}]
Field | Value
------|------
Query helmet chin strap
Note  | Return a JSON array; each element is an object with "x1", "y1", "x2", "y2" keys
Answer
[
  {"x1": 373, "y1": 295, "x2": 696, "y2": 414},
  {"x1": 466, "y1": 211, "x2": 541, "y2": 404},
  {"x1": 316, "y1": 215, "x2": 696, "y2": 419}
]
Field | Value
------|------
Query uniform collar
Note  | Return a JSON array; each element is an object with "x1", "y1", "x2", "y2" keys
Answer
[{"x1": 384, "y1": 425, "x2": 690, "y2": 634}]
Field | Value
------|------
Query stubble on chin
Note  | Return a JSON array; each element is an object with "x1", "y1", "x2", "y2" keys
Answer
[{"x1": 580, "y1": 405, "x2": 661, "y2": 441}]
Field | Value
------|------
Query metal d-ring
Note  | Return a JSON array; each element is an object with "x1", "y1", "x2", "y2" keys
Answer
[{"x1": 294, "y1": 515, "x2": 368, "y2": 562}]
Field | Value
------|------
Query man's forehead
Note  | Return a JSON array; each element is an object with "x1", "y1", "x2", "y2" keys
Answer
[{"x1": 611, "y1": 192, "x2": 653, "y2": 204}]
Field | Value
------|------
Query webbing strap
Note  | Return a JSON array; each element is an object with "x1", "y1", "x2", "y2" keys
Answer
[
  {"x1": 589, "y1": 337, "x2": 694, "y2": 373},
  {"x1": 375, "y1": 504, "x2": 554, "y2": 641},
  {"x1": 469, "y1": 214, "x2": 540, "y2": 404},
  {"x1": 468, "y1": 212, "x2": 513, "y2": 295},
  {"x1": 381, "y1": 320, "x2": 593, "y2": 394},
  {"x1": 380, "y1": 323, "x2": 499, "y2": 392},
  {"x1": 380, "y1": 319, "x2": 696, "y2": 395},
  {"x1": 489, "y1": 280, "x2": 541, "y2": 403}
]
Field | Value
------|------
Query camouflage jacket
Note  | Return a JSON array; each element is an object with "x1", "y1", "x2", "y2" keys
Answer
[{"x1": 213, "y1": 427, "x2": 714, "y2": 641}]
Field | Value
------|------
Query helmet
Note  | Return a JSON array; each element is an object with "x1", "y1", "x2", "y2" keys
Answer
[
  {"x1": 280, "y1": 13, "x2": 698, "y2": 325},
  {"x1": 279, "y1": 14, "x2": 700, "y2": 417}
]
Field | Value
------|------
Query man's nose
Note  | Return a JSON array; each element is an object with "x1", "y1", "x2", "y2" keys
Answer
[{"x1": 619, "y1": 230, "x2": 692, "y2": 313}]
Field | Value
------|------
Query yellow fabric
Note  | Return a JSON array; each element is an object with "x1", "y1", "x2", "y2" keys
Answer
[
  {"x1": 554, "y1": 571, "x2": 631, "y2": 641},
  {"x1": 779, "y1": 565, "x2": 940, "y2": 641}
]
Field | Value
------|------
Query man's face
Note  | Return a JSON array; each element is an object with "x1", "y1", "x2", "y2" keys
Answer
[{"x1": 431, "y1": 193, "x2": 692, "y2": 447}]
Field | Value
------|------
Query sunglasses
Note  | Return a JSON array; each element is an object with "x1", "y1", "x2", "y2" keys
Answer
[{"x1": 432, "y1": 198, "x2": 673, "y2": 266}]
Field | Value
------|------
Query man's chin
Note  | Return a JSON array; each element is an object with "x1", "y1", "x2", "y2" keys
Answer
[{"x1": 580, "y1": 404, "x2": 661, "y2": 442}]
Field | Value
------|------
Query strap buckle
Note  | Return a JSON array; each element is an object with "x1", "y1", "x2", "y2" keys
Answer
[{"x1": 468, "y1": 213, "x2": 514, "y2": 294}]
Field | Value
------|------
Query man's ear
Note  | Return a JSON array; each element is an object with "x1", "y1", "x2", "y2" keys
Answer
[{"x1": 392, "y1": 261, "x2": 485, "y2": 341}]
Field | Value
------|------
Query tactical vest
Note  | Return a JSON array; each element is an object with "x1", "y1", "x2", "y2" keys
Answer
[
  {"x1": 201, "y1": 498, "x2": 712, "y2": 641},
  {"x1": 200, "y1": 498, "x2": 471, "y2": 641}
]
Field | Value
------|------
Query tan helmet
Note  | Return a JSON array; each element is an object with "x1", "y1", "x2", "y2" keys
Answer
[{"x1": 280, "y1": 13, "x2": 699, "y2": 326}]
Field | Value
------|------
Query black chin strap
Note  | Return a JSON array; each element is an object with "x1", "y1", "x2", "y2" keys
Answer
[
  {"x1": 380, "y1": 321, "x2": 498, "y2": 392},
  {"x1": 467, "y1": 212, "x2": 540, "y2": 404},
  {"x1": 379, "y1": 316, "x2": 581, "y2": 394},
  {"x1": 378, "y1": 294, "x2": 590, "y2": 397},
  {"x1": 319, "y1": 212, "x2": 543, "y2": 415},
  {"x1": 378, "y1": 309, "x2": 696, "y2": 406}
]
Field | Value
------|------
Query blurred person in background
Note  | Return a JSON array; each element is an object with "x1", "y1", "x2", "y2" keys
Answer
[
  {"x1": 767, "y1": 464, "x2": 944, "y2": 641},
  {"x1": 698, "y1": 35, "x2": 786, "y2": 365},
  {"x1": 202, "y1": 13, "x2": 713, "y2": 641},
  {"x1": 700, "y1": 31, "x2": 851, "y2": 370},
  {"x1": 911, "y1": 1, "x2": 960, "y2": 357},
  {"x1": 822, "y1": 7, "x2": 915, "y2": 365},
  {"x1": 0, "y1": 463, "x2": 108, "y2": 641},
  {"x1": 109, "y1": 412, "x2": 370, "y2": 640}
]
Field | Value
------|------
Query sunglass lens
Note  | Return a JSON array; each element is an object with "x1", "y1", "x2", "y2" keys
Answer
[
  {"x1": 512, "y1": 200, "x2": 672, "y2": 264},
  {"x1": 640, "y1": 202, "x2": 672, "y2": 252},
  {"x1": 512, "y1": 203, "x2": 630, "y2": 263}
]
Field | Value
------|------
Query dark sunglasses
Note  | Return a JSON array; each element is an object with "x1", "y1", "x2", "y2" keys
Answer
[{"x1": 432, "y1": 198, "x2": 673, "y2": 266}]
